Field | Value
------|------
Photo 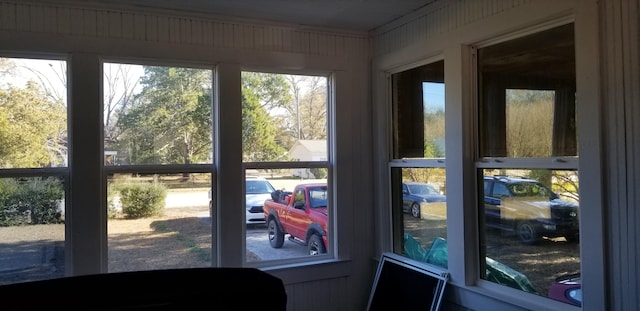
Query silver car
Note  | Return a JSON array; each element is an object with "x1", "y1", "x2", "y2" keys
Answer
[
  {"x1": 244, "y1": 177, "x2": 276, "y2": 225},
  {"x1": 208, "y1": 177, "x2": 276, "y2": 225}
]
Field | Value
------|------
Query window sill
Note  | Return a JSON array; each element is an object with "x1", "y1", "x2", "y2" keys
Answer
[{"x1": 261, "y1": 258, "x2": 353, "y2": 285}]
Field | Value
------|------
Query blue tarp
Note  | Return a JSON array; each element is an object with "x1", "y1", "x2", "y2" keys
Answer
[{"x1": 403, "y1": 234, "x2": 538, "y2": 294}]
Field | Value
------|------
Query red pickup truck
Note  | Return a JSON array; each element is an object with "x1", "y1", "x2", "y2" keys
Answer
[{"x1": 263, "y1": 183, "x2": 328, "y2": 255}]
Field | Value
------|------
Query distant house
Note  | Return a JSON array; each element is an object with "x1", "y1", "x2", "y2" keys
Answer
[{"x1": 289, "y1": 140, "x2": 327, "y2": 178}]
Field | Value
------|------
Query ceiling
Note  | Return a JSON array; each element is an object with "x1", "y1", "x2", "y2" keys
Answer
[{"x1": 76, "y1": 0, "x2": 439, "y2": 32}]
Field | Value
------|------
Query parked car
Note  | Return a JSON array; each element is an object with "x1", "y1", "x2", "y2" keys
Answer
[
  {"x1": 483, "y1": 175, "x2": 579, "y2": 244},
  {"x1": 548, "y1": 273, "x2": 581, "y2": 306},
  {"x1": 209, "y1": 176, "x2": 277, "y2": 225},
  {"x1": 402, "y1": 182, "x2": 446, "y2": 218}
]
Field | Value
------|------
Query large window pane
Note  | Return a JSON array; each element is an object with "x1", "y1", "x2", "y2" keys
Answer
[
  {"x1": 392, "y1": 61, "x2": 445, "y2": 159},
  {"x1": 476, "y1": 23, "x2": 581, "y2": 307},
  {"x1": 0, "y1": 57, "x2": 67, "y2": 169},
  {"x1": 478, "y1": 23, "x2": 576, "y2": 158},
  {"x1": 389, "y1": 60, "x2": 447, "y2": 269},
  {"x1": 107, "y1": 173, "x2": 211, "y2": 272},
  {"x1": 480, "y1": 169, "x2": 580, "y2": 302},
  {"x1": 0, "y1": 176, "x2": 65, "y2": 284},
  {"x1": 104, "y1": 62, "x2": 214, "y2": 272},
  {"x1": 241, "y1": 72, "x2": 327, "y2": 162},
  {"x1": 241, "y1": 71, "x2": 330, "y2": 263},
  {"x1": 103, "y1": 63, "x2": 213, "y2": 165},
  {"x1": 391, "y1": 167, "x2": 447, "y2": 269},
  {"x1": 0, "y1": 57, "x2": 67, "y2": 285},
  {"x1": 245, "y1": 169, "x2": 328, "y2": 262}
]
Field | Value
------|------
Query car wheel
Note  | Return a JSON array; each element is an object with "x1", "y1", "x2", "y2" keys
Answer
[
  {"x1": 516, "y1": 221, "x2": 538, "y2": 244},
  {"x1": 308, "y1": 233, "x2": 326, "y2": 255},
  {"x1": 410, "y1": 202, "x2": 421, "y2": 218},
  {"x1": 268, "y1": 218, "x2": 285, "y2": 248}
]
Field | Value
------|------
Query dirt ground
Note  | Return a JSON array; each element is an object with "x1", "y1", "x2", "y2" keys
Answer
[{"x1": 0, "y1": 206, "x2": 260, "y2": 284}]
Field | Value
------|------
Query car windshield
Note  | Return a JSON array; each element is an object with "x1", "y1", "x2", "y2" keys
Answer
[
  {"x1": 407, "y1": 183, "x2": 440, "y2": 195},
  {"x1": 246, "y1": 180, "x2": 275, "y2": 194},
  {"x1": 308, "y1": 187, "x2": 328, "y2": 208},
  {"x1": 507, "y1": 182, "x2": 551, "y2": 198}
]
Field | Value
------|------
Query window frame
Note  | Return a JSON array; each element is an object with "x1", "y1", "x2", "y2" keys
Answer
[
  {"x1": 239, "y1": 68, "x2": 336, "y2": 267},
  {"x1": 386, "y1": 57, "x2": 448, "y2": 267},
  {"x1": 466, "y1": 19, "x2": 604, "y2": 311}
]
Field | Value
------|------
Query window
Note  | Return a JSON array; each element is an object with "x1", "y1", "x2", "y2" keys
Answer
[
  {"x1": 240, "y1": 71, "x2": 331, "y2": 263},
  {"x1": 0, "y1": 56, "x2": 68, "y2": 283},
  {"x1": 476, "y1": 23, "x2": 581, "y2": 307},
  {"x1": 390, "y1": 60, "x2": 448, "y2": 269},
  {"x1": 103, "y1": 62, "x2": 214, "y2": 272}
]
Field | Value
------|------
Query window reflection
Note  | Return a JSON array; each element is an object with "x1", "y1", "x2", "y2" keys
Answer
[
  {"x1": 392, "y1": 61, "x2": 445, "y2": 159},
  {"x1": 478, "y1": 24, "x2": 576, "y2": 158},
  {"x1": 476, "y1": 23, "x2": 581, "y2": 306},
  {"x1": 480, "y1": 169, "x2": 580, "y2": 300},
  {"x1": 392, "y1": 167, "x2": 448, "y2": 269}
]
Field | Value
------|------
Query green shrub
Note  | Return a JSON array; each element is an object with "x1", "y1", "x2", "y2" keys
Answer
[
  {"x1": 119, "y1": 182, "x2": 167, "y2": 219},
  {"x1": 0, "y1": 177, "x2": 64, "y2": 226},
  {"x1": 309, "y1": 168, "x2": 328, "y2": 179}
]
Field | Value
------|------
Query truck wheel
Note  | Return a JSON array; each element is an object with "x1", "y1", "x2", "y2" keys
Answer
[
  {"x1": 308, "y1": 234, "x2": 326, "y2": 255},
  {"x1": 516, "y1": 221, "x2": 538, "y2": 245},
  {"x1": 268, "y1": 218, "x2": 284, "y2": 248},
  {"x1": 410, "y1": 202, "x2": 421, "y2": 218}
]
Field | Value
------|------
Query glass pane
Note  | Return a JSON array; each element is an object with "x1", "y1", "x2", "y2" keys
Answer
[
  {"x1": 392, "y1": 60, "x2": 445, "y2": 159},
  {"x1": 240, "y1": 72, "x2": 327, "y2": 162},
  {"x1": 0, "y1": 176, "x2": 65, "y2": 284},
  {"x1": 246, "y1": 169, "x2": 328, "y2": 262},
  {"x1": 0, "y1": 57, "x2": 67, "y2": 169},
  {"x1": 103, "y1": 63, "x2": 213, "y2": 165},
  {"x1": 478, "y1": 23, "x2": 576, "y2": 157},
  {"x1": 480, "y1": 169, "x2": 580, "y2": 306},
  {"x1": 391, "y1": 167, "x2": 447, "y2": 269},
  {"x1": 107, "y1": 173, "x2": 211, "y2": 272}
]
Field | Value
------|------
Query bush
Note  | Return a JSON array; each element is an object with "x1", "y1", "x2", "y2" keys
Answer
[
  {"x1": 0, "y1": 177, "x2": 64, "y2": 226},
  {"x1": 119, "y1": 182, "x2": 167, "y2": 219},
  {"x1": 309, "y1": 168, "x2": 328, "y2": 179}
]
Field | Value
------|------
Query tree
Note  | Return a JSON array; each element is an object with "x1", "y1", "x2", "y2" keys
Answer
[
  {"x1": 116, "y1": 66, "x2": 212, "y2": 165},
  {"x1": 283, "y1": 75, "x2": 327, "y2": 141},
  {"x1": 0, "y1": 82, "x2": 66, "y2": 167},
  {"x1": 104, "y1": 63, "x2": 140, "y2": 146},
  {"x1": 241, "y1": 72, "x2": 289, "y2": 161},
  {"x1": 506, "y1": 89, "x2": 554, "y2": 157}
]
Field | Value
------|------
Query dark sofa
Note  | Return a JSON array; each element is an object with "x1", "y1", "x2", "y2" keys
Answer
[{"x1": 0, "y1": 267, "x2": 287, "y2": 310}]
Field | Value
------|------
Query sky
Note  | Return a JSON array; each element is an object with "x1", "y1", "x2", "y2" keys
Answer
[{"x1": 423, "y1": 82, "x2": 445, "y2": 113}]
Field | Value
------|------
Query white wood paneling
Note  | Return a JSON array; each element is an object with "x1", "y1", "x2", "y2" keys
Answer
[
  {"x1": 0, "y1": 0, "x2": 367, "y2": 57},
  {"x1": 372, "y1": 0, "x2": 536, "y2": 57}
]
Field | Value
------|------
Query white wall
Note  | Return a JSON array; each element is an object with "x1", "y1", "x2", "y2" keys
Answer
[{"x1": 0, "y1": 1, "x2": 374, "y2": 310}]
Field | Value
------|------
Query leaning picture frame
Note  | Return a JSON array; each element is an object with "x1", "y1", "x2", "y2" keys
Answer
[{"x1": 367, "y1": 252, "x2": 449, "y2": 311}]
